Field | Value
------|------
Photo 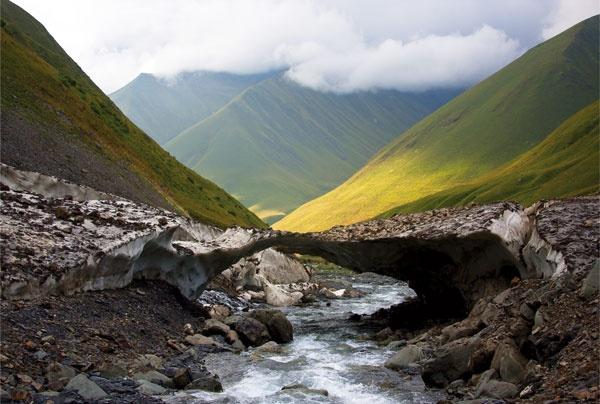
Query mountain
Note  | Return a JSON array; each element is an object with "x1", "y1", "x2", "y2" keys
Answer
[
  {"x1": 0, "y1": 0, "x2": 265, "y2": 229},
  {"x1": 165, "y1": 75, "x2": 459, "y2": 223},
  {"x1": 380, "y1": 100, "x2": 599, "y2": 217},
  {"x1": 276, "y1": 16, "x2": 599, "y2": 232},
  {"x1": 110, "y1": 71, "x2": 273, "y2": 144}
]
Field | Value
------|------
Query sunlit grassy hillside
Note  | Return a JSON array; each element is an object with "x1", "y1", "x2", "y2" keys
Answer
[
  {"x1": 276, "y1": 16, "x2": 599, "y2": 231},
  {"x1": 380, "y1": 100, "x2": 599, "y2": 217}
]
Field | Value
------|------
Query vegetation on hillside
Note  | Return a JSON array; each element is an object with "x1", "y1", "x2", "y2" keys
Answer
[
  {"x1": 275, "y1": 16, "x2": 599, "y2": 232},
  {"x1": 380, "y1": 101, "x2": 599, "y2": 217},
  {"x1": 166, "y1": 75, "x2": 458, "y2": 223},
  {"x1": 110, "y1": 71, "x2": 273, "y2": 144},
  {"x1": 0, "y1": 0, "x2": 265, "y2": 229}
]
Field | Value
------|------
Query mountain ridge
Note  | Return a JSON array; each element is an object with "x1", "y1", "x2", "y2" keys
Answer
[
  {"x1": 0, "y1": 0, "x2": 265, "y2": 229},
  {"x1": 164, "y1": 74, "x2": 460, "y2": 222},
  {"x1": 275, "y1": 15, "x2": 599, "y2": 231}
]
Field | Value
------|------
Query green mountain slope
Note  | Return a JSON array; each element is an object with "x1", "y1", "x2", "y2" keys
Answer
[
  {"x1": 166, "y1": 76, "x2": 458, "y2": 222},
  {"x1": 380, "y1": 100, "x2": 599, "y2": 217},
  {"x1": 0, "y1": 0, "x2": 265, "y2": 229},
  {"x1": 276, "y1": 15, "x2": 599, "y2": 232},
  {"x1": 110, "y1": 71, "x2": 272, "y2": 144}
]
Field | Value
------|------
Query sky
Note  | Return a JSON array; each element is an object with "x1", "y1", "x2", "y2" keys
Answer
[{"x1": 13, "y1": 0, "x2": 599, "y2": 94}]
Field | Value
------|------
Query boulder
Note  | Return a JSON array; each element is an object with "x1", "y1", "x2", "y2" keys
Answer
[
  {"x1": 255, "y1": 341, "x2": 282, "y2": 353},
  {"x1": 490, "y1": 341, "x2": 527, "y2": 384},
  {"x1": 477, "y1": 379, "x2": 518, "y2": 399},
  {"x1": 248, "y1": 309, "x2": 294, "y2": 343},
  {"x1": 254, "y1": 249, "x2": 310, "y2": 284},
  {"x1": 46, "y1": 362, "x2": 77, "y2": 390},
  {"x1": 385, "y1": 344, "x2": 423, "y2": 370},
  {"x1": 422, "y1": 337, "x2": 480, "y2": 387},
  {"x1": 184, "y1": 334, "x2": 216, "y2": 346},
  {"x1": 172, "y1": 368, "x2": 192, "y2": 389},
  {"x1": 230, "y1": 317, "x2": 271, "y2": 347},
  {"x1": 98, "y1": 362, "x2": 127, "y2": 379},
  {"x1": 133, "y1": 370, "x2": 171, "y2": 386},
  {"x1": 185, "y1": 375, "x2": 223, "y2": 392},
  {"x1": 133, "y1": 354, "x2": 163, "y2": 371},
  {"x1": 64, "y1": 374, "x2": 107, "y2": 400},
  {"x1": 225, "y1": 329, "x2": 240, "y2": 344},
  {"x1": 263, "y1": 282, "x2": 303, "y2": 306},
  {"x1": 136, "y1": 380, "x2": 167, "y2": 395},
  {"x1": 201, "y1": 319, "x2": 230, "y2": 336},
  {"x1": 209, "y1": 304, "x2": 231, "y2": 321}
]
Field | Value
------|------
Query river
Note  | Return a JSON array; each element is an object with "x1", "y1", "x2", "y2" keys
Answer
[{"x1": 183, "y1": 272, "x2": 444, "y2": 403}]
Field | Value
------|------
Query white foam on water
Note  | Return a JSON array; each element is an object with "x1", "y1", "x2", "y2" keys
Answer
[{"x1": 189, "y1": 274, "x2": 439, "y2": 403}]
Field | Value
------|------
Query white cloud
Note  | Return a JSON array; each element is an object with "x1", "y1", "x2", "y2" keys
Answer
[
  {"x1": 285, "y1": 25, "x2": 521, "y2": 92},
  {"x1": 542, "y1": 0, "x2": 599, "y2": 39},
  {"x1": 11, "y1": 0, "x2": 599, "y2": 93}
]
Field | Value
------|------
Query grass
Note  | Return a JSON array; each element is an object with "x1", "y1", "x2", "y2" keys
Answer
[
  {"x1": 380, "y1": 100, "x2": 599, "y2": 216},
  {"x1": 275, "y1": 15, "x2": 599, "y2": 232},
  {"x1": 0, "y1": 1, "x2": 266, "y2": 229}
]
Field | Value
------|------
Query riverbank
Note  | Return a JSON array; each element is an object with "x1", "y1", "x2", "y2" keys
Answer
[{"x1": 0, "y1": 270, "x2": 441, "y2": 403}]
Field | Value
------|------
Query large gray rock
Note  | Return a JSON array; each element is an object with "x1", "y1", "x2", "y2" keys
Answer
[
  {"x1": 422, "y1": 337, "x2": 480, "y2": 387},
  {"x1": 477, "y1": 379, "x2": 518, "y2": 399},
  {"x1": 64, "y1": 374, "x2": 107, "y2": 400},
  {"x1": 490, "y1": 341, "x2": 527, "y2": 384},
  {"x1": 136, "y1": 380, "x2": 167, "y2": 395},
  {"x1": 133, "y1": 370, "x2": 171, "y2": 386},
  {"x1": 263, "y1": 281, "x2": 304, "y2": 307},
  {"x1": 384, "y1": 345, "x2": 424, "y2": 370}
]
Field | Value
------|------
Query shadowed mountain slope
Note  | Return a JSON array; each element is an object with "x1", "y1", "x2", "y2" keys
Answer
[{"x1": 0, "y1": 0, "x2": 265, "y2": 228}]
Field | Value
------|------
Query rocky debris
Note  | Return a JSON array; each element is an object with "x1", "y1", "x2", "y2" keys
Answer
[{"x1": 0, "y1": 280, "x2": 224, "y2": 402}]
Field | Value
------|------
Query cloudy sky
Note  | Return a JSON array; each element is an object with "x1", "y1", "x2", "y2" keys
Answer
[{"x1": 13, "y1": 0, "x2": 599, "y2": 94}]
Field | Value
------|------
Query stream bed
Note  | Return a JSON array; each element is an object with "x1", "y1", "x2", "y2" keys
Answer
[{"x1": 182, "y1": 272, "x2": 444, "y2": 403}]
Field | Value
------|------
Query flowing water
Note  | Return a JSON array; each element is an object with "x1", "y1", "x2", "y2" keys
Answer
[{"x1": 182, "y1": 272, "x2": 444, "y2": 403}]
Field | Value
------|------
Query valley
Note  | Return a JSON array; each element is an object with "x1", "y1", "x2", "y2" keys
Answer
[{"x1": 1, "y1": 1, "x2": 598, "y2": 404}]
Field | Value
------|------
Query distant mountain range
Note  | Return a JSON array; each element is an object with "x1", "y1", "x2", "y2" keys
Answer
[
  {"x1": 0, "y1": 0, "x2": 265, "y2": 229},
  {"x1": 110, "y1": 71, "x2": 272, "y2": 145},
  {"x1": 276, "y1": 15, "x2": 599, "y2": 231},
  {"x1": 112, "y1": 73, "x2": 458, "y2": 222}
]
